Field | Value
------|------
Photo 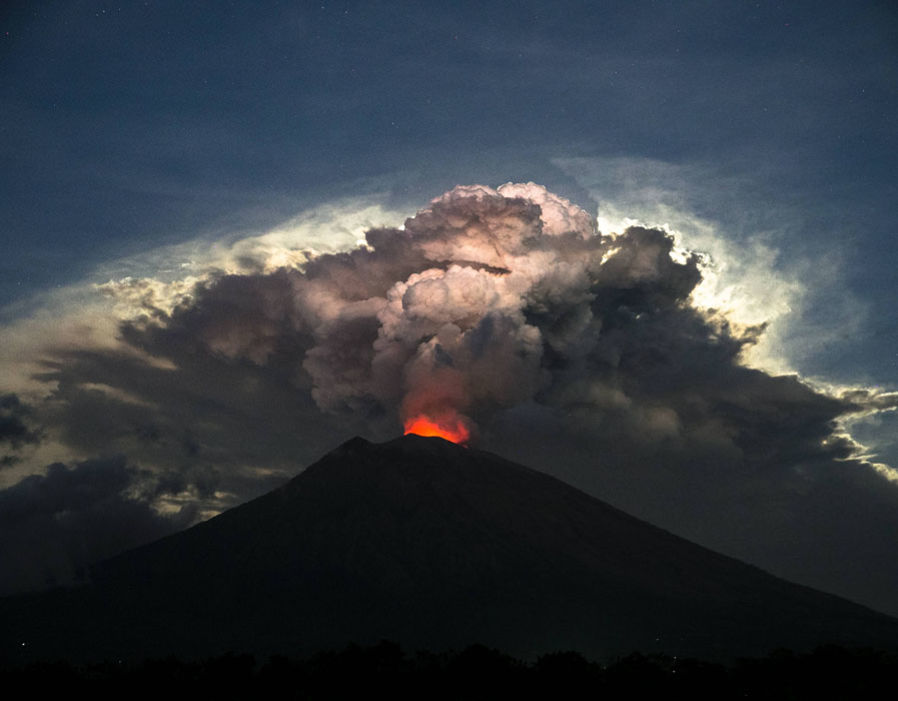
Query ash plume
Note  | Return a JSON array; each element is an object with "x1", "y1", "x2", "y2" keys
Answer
[{"x1": 150, "y1": 183, "x2": 712, "y2": 438}]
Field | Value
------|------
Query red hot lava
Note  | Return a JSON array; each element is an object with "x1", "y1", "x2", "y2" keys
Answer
[{"x1": 403, "y1": 414, "x2": 471, "y2": 445}]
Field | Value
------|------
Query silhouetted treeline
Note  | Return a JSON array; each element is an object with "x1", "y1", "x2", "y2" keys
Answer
[{"x1": 2, "y1": 642, "x2": 896, "y2": 699}]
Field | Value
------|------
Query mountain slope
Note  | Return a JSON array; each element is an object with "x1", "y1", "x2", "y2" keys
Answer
[{"x1": 4, "y1": 435, "x2": 898, "y2": 662}]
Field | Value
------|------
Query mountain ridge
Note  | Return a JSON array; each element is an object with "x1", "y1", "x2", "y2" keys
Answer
[{"x1": 4, "y1": 434, "x2": 898, "y2": 663}]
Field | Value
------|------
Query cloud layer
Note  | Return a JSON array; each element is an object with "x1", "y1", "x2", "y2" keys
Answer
[{"x1": 1, "y1": 183, "x2": 897, "y2": 615}]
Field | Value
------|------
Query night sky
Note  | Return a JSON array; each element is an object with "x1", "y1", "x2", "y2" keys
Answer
[{"x1": 2, "y1": 1, "x2": 898, "y2": 619}]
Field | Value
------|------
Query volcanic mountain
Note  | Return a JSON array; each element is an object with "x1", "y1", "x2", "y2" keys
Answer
[{"x1": 4, "y1": 435, "x2": 898, "y2": 663}]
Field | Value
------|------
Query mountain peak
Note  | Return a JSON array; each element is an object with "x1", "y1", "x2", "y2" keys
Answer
[
  {"x1": 4, "y1": 436, "x2": 898, "y2": 663},
  {"x1": 321, "y1": 434, "x2": 461, "y2": 465}
]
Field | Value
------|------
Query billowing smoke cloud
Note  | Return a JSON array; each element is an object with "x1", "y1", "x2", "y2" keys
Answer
[
  {"x1": 3, "y1": 183, "x2": 898, "y2": 615},
  {"x1": 125, "y1": 183, "x2": 880, "y2": 456},
  {"x1": 136, "y1": 183, "x2": 712, "y2": 441}
]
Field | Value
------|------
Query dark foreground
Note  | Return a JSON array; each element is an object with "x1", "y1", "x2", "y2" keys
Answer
[{"x1": 3, "y1": 642, "x2": 895, "y2": 700}]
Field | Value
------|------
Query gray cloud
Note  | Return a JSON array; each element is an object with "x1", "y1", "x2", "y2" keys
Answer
[
  {"x1": 0, "y1": 393, "x2": 42, "y2": 467},
  {"x1": 0, "y1": 456, "x2": 193, "y2": 595},
  {"x1": 34, "y1": 338, "x2": 347, "y2": 498}
]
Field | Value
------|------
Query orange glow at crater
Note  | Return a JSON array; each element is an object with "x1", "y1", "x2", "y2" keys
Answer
[{"x1": 403, "y1": 414, "x2": 471, "y2": 445}]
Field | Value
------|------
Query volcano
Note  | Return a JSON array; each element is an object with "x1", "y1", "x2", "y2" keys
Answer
[{"x1": 4, "y1": 435, "x2": 898, "y2": 663}]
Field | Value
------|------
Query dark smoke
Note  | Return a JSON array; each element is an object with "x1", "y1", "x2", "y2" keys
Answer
[
  {"x1": 0, "y1": 456, "x2": 193, "y2": 595},
  {"x1": 0, "y1": 393, "x2": 42, "y2": 467}
]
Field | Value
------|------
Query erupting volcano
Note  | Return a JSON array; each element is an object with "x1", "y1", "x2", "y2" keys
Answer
[{"x1": 403, "y1": 413, "x2": 470, "y2": 444}]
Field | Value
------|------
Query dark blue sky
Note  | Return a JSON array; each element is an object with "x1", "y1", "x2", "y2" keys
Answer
[{"x1": 3, "y1": 1, "x2": 898, "y2": 614}]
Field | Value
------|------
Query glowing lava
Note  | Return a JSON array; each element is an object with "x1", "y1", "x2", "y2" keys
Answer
[{"x1": 403, "y1": 415, "x2": 471, "y2": 445}]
